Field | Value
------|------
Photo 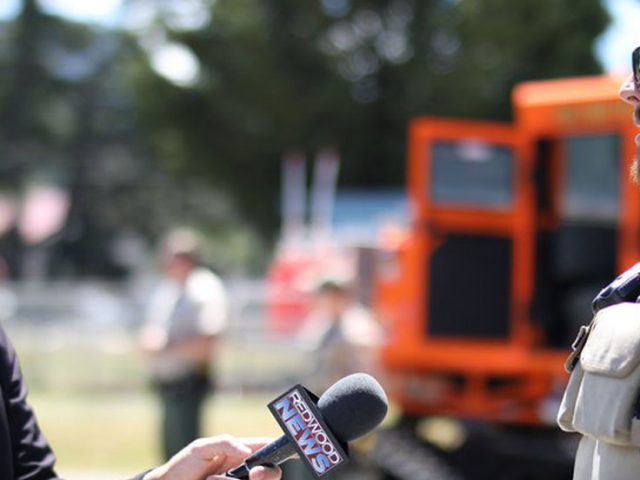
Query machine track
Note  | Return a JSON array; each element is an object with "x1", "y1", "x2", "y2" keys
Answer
[{"x1": 370, "y1": 429, "x2": 464, "y2": 480}]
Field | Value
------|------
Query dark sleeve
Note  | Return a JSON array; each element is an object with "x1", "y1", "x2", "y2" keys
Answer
[{"x1": 0, "y1": 324, "x2": 58, "y2": 480}]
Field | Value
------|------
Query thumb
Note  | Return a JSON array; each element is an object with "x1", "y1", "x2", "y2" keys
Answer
[
  {"x1": 205, "y1": 465, "x2": 282, "y2": 480},
  {"x1": 249, "y1": 466, "x2": 282, "y2": 480}
]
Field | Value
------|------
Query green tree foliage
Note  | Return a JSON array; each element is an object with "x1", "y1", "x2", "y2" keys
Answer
[
  {"x1": 0, "y1": 1, "x2": 202, "y2": 277},
  {"x1": 0, "y1": 0, "x2": 610, "y2": 275},
  {"x1": 137, "y1": 0, "x2": 609, "y2": 236},
  {"x1": 0, "y1": 0, "x2": 266, "y2": 276}
]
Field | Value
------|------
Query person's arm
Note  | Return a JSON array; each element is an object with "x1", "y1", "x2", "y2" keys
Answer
[
  {"x1": 141, "y1": 269, "x2": 225, "y2": 363},
  {"x1": 0, "y1": 325, "x2": 58, "y2": 480},
  {"x1": 163, "y1": 335, "x2": 216, "y2": 363},
  {"x1": 161, "y1": 269, "x2": 226, "y2": 363},
  {"x1": 140, "y1": 436, "x2": 281, "y2": 480}
]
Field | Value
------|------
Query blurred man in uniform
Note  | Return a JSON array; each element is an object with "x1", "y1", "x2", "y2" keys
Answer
[
  {"x1": 140, "y1": 229, "x2": 228, "y2": 460},
  {"x1": 557, "y1": 49, "x2": 640, "y2": 480},
  {"x1": 299, "y1": 278, "x2": 383, "y2": 391}
]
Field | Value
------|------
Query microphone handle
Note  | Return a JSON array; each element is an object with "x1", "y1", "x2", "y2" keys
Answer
[{"x1": 226, "y1": 435, "x2": 298, "y2": 479}]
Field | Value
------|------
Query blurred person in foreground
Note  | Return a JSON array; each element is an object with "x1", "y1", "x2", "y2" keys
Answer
[
  {"x1": 139, "y1": 229, "x2": 228, "y2": 460},
  {"x1": 299, "y1": 277, "x2": 384, "y2": 392},
  {"x1": 0, "y1": 320, "x2": 280, "y2": 480},
  {"x1": 557, "y1": 49, "x2": 640, "y2": 480}
]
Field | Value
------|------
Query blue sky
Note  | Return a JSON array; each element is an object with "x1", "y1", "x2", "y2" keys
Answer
[
  {"x1": 0, "y1": 0, "x2": 638, "y2": 73},
  {"x1": 0, "y1": 0, "x2": 122, "y2": 27},
  {"x1": 597, "y1": 0, "x2": 640, "y2": 73}
]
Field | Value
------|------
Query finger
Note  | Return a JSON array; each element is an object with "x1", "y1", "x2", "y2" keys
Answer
[
  {"x1": 203, "y1": 468, "x2": 282, "y2": 480},
  {"x1": 191, "y1": 436, "x2": 253, "y2": 472},
  {"x1": 249, "y1": 466, "x2": 282, "y2": 480},
  {"x1": 238, "y1": 438, "x2": 278, "y2": 453},
  {"x1": 211, "y1": 438, "x2": 276, "y2": 475}
]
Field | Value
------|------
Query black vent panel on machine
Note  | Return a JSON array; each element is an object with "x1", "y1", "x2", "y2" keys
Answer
[{"x1": 427, "y1": 234, "x2": 512, "y2": 339}]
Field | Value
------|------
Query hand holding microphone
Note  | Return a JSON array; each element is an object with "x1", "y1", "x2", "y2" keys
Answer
[
  {"x1": 142, "y1": 373, "x2": 387, "y2": 480},
  {"x1": 227, "y1": 373, "x2": 388, "y2": 479},
  {"x1": 142, "y1": 436, "x2": 282, "y2": 480}
]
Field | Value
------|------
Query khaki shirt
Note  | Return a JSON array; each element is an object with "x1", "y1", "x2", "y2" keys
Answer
[{"x1": 141, "y1": 268, "x2": 227, "y2": 382}]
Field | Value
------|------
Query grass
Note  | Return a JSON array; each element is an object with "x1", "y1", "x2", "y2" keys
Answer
[
  {"x1": 6, "y1": 324, "x2": 313, "y2": 476},
  {"x1": 29, "y1": 391, "x2": 283, "y2": 477}
]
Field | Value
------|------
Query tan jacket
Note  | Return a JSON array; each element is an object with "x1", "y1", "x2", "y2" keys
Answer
[
  {"x1": 299, "y1": 303, "x2": 384, "y2": 391},
  {"x1": 558, "y1": 302, "x2": 640, "y2": 479}
]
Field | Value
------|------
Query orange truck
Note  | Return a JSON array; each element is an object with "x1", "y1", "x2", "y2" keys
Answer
[{"x1": 372, "y1": 75, "x2": 636, "y2": 479}]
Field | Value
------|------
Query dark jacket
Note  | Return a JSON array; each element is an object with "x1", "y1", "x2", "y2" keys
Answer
[
  {"x1": 0, "y1": 324, "x2": 58, "y2": 480},
  {"x1": 0, "y1": 324, "x2": 147, "y2": 480}
]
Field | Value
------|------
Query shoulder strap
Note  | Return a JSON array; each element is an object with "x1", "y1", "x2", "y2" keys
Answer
[{"x1": 565, "y1": 319, "x2": 595, "y2": 373}]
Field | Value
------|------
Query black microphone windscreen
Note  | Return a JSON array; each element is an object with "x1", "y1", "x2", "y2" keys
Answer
[{"x1": 316, "y1": 373, "x2": 388, "y2": 442}]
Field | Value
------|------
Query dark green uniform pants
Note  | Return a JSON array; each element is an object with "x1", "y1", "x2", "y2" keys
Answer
[{"x1": 156, "y1": 373, "x2": 211, "y2": 460}]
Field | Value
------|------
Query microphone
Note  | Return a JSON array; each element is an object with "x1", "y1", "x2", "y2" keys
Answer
[{"x1": 227, "y1": 373, "x2": 388, "y2": 479}]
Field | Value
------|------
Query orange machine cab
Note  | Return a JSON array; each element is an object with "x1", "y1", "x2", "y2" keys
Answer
[{"x1": 377, "y1": 75, "x2": 638, "y2": 425}]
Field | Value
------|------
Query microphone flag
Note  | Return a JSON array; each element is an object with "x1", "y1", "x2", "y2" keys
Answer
[{"x1": 268, "y1": 385, "x2": 349, "y2": 477}]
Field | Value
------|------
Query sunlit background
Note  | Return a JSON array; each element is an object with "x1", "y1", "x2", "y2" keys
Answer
[
  {"x1": 0, "y1": 0, "x2": 638, "y2": 479},
  {"x1": 1, "y1": 0, "x2": 639, "y2": 73}
]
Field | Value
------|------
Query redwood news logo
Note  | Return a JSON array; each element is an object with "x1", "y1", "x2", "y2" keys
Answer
[{"x1": 271, "y1": 388, "x2": 345, "y2": 476}]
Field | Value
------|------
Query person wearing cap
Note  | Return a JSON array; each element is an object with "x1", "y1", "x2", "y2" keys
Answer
[
  {"x1": 557, "y1": 48, "x2": 640, "y2": 480},
  {"x1": 283, "y1": 277, "x2": 383, "y2": 480},
  {"x1": 139, "y1": 229, "x2": 228, "y2": 460},
  {"x1": 298, "y1": 277, "x2": 383, "y2": 392}
]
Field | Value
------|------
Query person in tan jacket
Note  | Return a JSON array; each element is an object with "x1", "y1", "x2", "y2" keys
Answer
[
  {"x1": 557, "y1": 48, "x2": 640, "y2": 480},
  {"x1": 298, "y1": 278, "x2": 384, "y2": 393}
]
